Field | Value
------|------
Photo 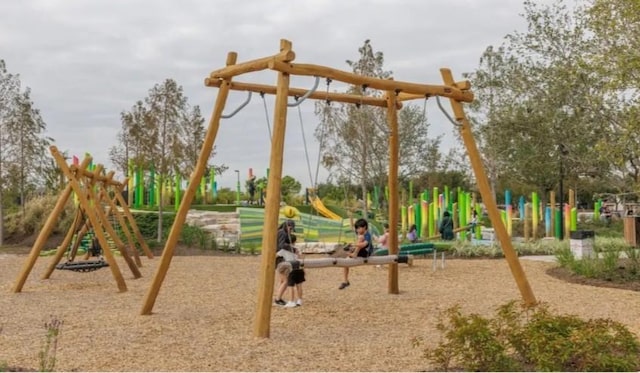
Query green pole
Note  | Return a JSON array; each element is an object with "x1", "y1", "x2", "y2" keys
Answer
[
  {"x1": 174, "y1": 174, "x2": 181, "y2": 212},
  {"x1": 149, "y1": 167, "x2": 155, "y2": 206},
  {"x1": 134, "y1": 166, "x2": 141, "y2": 208}
]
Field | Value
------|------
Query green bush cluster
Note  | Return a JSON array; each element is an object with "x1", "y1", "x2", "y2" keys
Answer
[
  {"x1": 449, "y1": 239, "x2": 562, "y2": 258},
  {"x1": 555, "y1": 243, "x2": 640, "y2": 282},
  {"x1": 3, "y1": 194, "x2": 76, "y2": 240},
  {"x1": 415, "y1": 301, "x2": 640, "y2": 372}
]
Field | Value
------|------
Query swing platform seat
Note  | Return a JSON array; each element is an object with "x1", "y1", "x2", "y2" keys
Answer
[{"x1": 56, "y1": 259, "x2": 109, "y2": 272}]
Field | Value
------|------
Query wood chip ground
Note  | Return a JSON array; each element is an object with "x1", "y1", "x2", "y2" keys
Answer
[{"x1": 1, "y1": 253, "x2": 638, "y2": 371}]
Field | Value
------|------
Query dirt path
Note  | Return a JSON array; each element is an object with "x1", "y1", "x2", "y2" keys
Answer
[{"x1": 1, "y1": 253, "x2": 638, "y2": 371}]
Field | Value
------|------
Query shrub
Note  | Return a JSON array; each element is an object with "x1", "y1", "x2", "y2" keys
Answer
[
  {"x1": 415, "y1": 301, "x2": 640, "y2": 372},
  {"x1": 39, "y1": 316, "x2": 64, "y2": 372}
]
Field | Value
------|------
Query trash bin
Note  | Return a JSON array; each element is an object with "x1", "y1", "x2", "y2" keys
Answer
[
  {"x1": 569, "y1": 230, "x2": 595, "y2": 259},
  {"x1": 623, "y1": 216, "x2": 640, "y2": 247}
]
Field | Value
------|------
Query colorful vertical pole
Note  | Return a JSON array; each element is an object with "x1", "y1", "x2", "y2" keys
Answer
[
  {"x1": 134, "y1": 166, "x2": 142, "y2": 208},
  {"x1": 545, "y1": 206, "x2": 552, "y2": 237},
  {"x1": 505, "y1": 189, "x2": 512, "y2": 236},
  {"x1": 531, "y1": 192, "x2": 539, "y2": 239},
  {"x1": 174, "y1": 174, "x2": 181, "y2": 212},
  {"x1": 458, "y1": 193, "x2": 467, "y2": 240},
  {"x1": 149, "y1": 167, "x2": 155, "y2": 207},
  {"x1": 401, "y1": 205, "x2": 407, "y2": 236},
  {"x1": 200, "y1": 175, "x2": 206, "y2": 204},
  {"x1": 420, "y1": 200, "x2": 428, "y2": 238}
]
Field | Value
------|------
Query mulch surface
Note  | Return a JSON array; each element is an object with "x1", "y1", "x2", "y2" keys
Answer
[{"x1": 1, "y1": 249, "x2": 639, "y2": 372}]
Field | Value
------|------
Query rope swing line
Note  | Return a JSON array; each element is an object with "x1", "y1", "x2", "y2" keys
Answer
[{"x1": 260, "y1": 91, "x2": 272, "y2": 141}]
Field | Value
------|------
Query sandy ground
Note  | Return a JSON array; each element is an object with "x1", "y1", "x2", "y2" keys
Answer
[{"x1": 0, "y1": 252, "x2": 639, "y2": 372}]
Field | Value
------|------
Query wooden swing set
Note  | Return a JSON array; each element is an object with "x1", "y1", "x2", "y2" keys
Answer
[
  {"x1": 139, "y1": 39, "x2": 537, "y2": 338},
  {"x1": 12, "y1": 146, "x2": 153, "y2": 293}
]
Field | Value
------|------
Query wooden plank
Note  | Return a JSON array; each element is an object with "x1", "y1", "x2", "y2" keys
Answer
[
  {"x1": 140, "y1": 51, "x2": 238, "y2": 315},
  {"x1": 440, "y1": 68, "x2": 536, "y2": 306},
  {"x1": 253, "y1": 46, "x2": 291, "y2": 338},
  {"x1": 284, "y1": 255, "x2": 413, "y2": 269},
  {"x1": 269, "y1": 61, "x2": 474, "y2": 102},
  {"x1": 204, "y1": 79, "x2": 398, "y2": 108},
  {"x1": 69, "y1": 165, "x2": 123, "y2": 187}
]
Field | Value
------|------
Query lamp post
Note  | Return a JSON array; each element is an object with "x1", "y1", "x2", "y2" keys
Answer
[{"x1": 235, "y1": 170, "x2": 240, "y2": 206}]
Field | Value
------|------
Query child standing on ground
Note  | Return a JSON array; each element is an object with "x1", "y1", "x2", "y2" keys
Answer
[
  {"x1": 284, "y1": 235, "x2": 305, "y2": 308},
  {"x1": 339, "y1": 218, "x2": 373, "y2": 290}
]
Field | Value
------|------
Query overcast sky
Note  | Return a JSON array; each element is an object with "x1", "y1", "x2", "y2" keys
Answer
[{"x1": 0, "y1": 0, "x2": 541, "y2": 190}]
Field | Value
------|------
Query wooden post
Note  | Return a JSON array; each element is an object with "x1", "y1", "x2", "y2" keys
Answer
[
  {"x1": 140, "y1": 51, "x2": 237, "y2": 315},
  {"x1": 52, "y1": 149, "x2": 129, "y2": 291},
  {"x1": 12, "y1": 157, "x2": 90, "y2": 292},
  {"x1": 99, "y1": 175, "x2": 142, "y2": 267},
  {"x1": 386, "y1": 89, "x2": 400, "y2": 294},
  {"x1": 440, "y1": 68, "x2": 536, "y2": 306},
  {"x1": 254, "y1": 39, "x2": 293, "y2": 339},
  {"x1": 89, "y1": 165, "x2": 142, "y2": 279},
  {"x1": 114, "y1": 177, "x2": 153, "y2": 259},
  {"x1": 42, "y1": 208, "x2": 84, "y2": 279}
]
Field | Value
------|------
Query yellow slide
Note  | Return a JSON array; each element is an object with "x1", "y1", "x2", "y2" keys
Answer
[{"x1": 310, "y1": 197, "x2": 342, "y2": 221}]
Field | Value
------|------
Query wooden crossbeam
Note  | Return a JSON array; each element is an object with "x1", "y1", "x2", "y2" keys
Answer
[
  {"x1": 268, "y1": 61, "x2": 474, "y2": 102},
  {"x1": 209, "y1": 40, "x2": 295, "y2": 79},
  {"x1": 203, "y1": 79, "x2": 401, "y2": 108}
]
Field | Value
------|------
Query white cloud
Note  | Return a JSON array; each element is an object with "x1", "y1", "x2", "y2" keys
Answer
[{"x1": 0, "y1": 0, "x2": 545, "y2": 190}]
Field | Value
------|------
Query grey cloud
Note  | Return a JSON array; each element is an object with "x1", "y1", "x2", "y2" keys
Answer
[{"x1": 0, "y1": 0, "x2": 549, "y2": 190}]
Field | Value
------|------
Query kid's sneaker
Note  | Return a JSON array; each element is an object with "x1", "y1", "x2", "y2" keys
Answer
[
  {"x1": 284, "y1": 301, "x2": 298, "y2": 308},
  {"x1": 274, "y1": 299, "x2": 286, "y2": 306}
]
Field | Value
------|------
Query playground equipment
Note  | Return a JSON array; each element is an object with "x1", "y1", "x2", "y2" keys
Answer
[
  {"x1": 310, "y1": 196, "x2": 342, "y2": 221},
  {"x1": 13, "y1": 147, "x2": 153, "y2": 293},
  {"x1": 139, "y1": 39, "x2": 535, "y2": 339}
]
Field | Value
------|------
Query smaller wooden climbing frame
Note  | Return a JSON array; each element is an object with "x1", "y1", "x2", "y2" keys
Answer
[{"x1": 12, "y1": 146, "x2": 152, "y2": 293}]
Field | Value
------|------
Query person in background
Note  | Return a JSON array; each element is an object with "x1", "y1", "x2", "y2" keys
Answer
[
  {"x1": 375, "y1": 223, "x2": 390, "y2": 253},
  {"x1": 407, "y1": 224, "x2": 418, "y2": 243},
  {"x1": 439, "y1": 211, "x2": 454, "y2": 240}
]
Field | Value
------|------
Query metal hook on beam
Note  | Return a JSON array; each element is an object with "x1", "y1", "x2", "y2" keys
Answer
[
  {"x1": 288, "y1": 76, "x2": 320, "y2": 107},
  {"x1": 221, "y1": 91, "x2": 253, "y2": 119}
]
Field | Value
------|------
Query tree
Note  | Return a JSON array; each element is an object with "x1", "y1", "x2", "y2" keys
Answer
[
  {"x1": 464, "y1": 0, "x2": 610, "y2": 201},
  {"x1": 584, "y1": 0, "x2": 640, "y2": 187},
  {"x1": 281, "y1": 175, "x2": 302, "y2": 205},
  {"x1": 0, "y1": 59, "x2": 20, "y2": 245},
  {"x1": 145, "y1": 79, "x2": 188, "y2": 241},
  {"x1": 5, "y1": 88, "x2": 52, "y2": 214},
  {"x1": 315, "y1": 40, "x2": 442, "y2": 216}
]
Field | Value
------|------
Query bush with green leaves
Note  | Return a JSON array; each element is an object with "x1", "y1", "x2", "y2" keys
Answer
[
  {"x1": 555, "y1": 238, "x2": 640, "y2": 282},
  {"x1": 414, "y1": 301, "x2": 640, "y2": 372}
]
